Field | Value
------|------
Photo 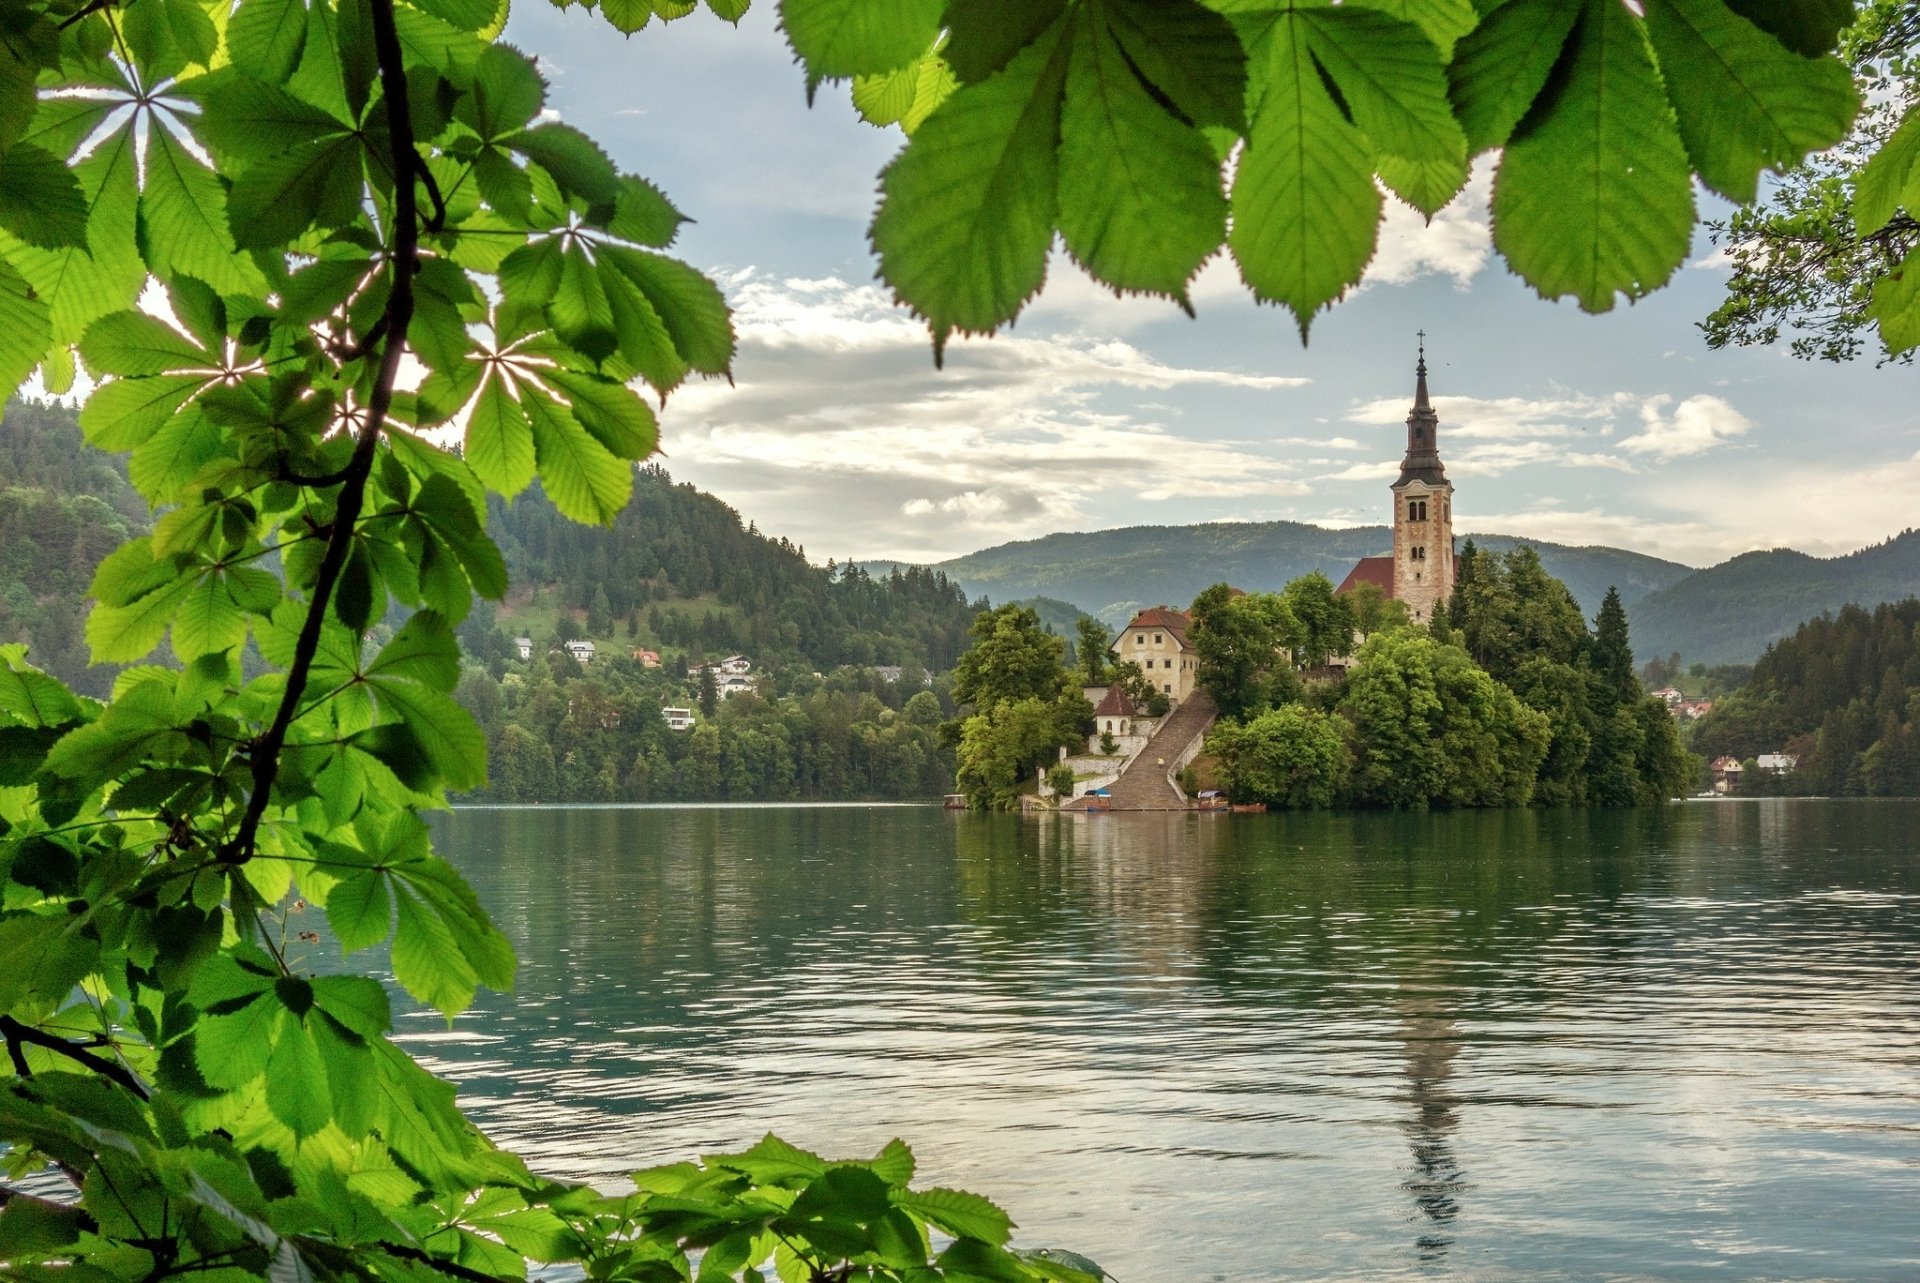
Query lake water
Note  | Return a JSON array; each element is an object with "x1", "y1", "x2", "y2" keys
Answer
[{"x1": 419, "y1": 801, "x2": 1920, "y2": 1282}]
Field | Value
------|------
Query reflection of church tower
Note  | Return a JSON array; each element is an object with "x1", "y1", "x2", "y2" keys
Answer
[{"x1": 1391, "y1": 339, "x2": 1455, "y2": 623}]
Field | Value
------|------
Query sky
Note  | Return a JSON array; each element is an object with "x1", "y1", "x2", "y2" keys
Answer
[{"x1": 505, "y1": 3, "x2": 1919, "y2": 571}]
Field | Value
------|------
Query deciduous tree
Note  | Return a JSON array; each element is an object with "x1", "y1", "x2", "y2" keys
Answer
[
  {"x1": 0, "y1": 0, "x2": 1880, "y2": 1275},
  {"x1": 1209, "y1": 704, "x2": 1352, "y2": 809},
  {"x1": 1190, "y1": 582, "x2": 1296, "y2": 719}
]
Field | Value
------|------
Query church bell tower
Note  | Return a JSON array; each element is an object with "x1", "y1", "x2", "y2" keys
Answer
[{"x1": 1391, "y1": 337, "x2": 1455, "y2": 623}]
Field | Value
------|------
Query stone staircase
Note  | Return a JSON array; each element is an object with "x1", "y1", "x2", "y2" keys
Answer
[{"x1": 1064, "y1": 692, "x2": 1217, "y2": 812}]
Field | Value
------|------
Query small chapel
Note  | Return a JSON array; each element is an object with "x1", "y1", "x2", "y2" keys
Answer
[{"x1": 1336, "y1": 342, "x2": 1456, "y2": 623}]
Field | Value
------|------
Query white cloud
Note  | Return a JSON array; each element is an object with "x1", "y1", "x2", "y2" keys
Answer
[
  {"x1": 1640, "y1": 447, "x2": 1920, "y2": 560},
  {"x1": 1024, "y1": 253, "x2": 1249, "y2": 332},
  {"x1": 1343, "y1": 388, "x2": 1751, "y2": 472},
  {"x1": 1618, "y1": 394, "x2": 1754, "y2": 460},
  {"x1": 1462, "y1": 507, "x2": 1721, "y2": 565},
  {"x1": 1346, "y1": 389, "x2": 1635, "y2": 442},
  {"x1": 1319, "y1": 461, "x2": 1401, "y2": 483},
  {"x1": 1690, "y1": 244, "x2": 1735, "y2": 271},
  {"x1": 1280, "y1": 435, "x2": 1366, "y2": 451},
  {"x1": 659, "y1": 273, "x2": 1316, "y2": 561},
  {"x1": 901, "y1": 491, "x2": 1008, "y2": 520},
  {"x1": 1362, "y1": 165, "x2": 1494, "y2": 289}
]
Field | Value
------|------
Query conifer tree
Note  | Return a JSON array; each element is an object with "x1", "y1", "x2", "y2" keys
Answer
[{"x1": 1593, "y1": 586, "x2": 1639, "y2": 702}]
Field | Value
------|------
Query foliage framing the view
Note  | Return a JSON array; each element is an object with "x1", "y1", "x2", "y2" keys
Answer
[
  {"x1": 803, "y1": 0, "x2": 1865, "y2": 351},
  {"x1": 0, "y1": 0, "x2": 1881, "y2": 1278},
  {"x1": 1702, "y1": 1, "x2": 1920, "y2": 363},
  {"x1": 0, "y1": 0, "x2": 1099, "y2": 1277}
]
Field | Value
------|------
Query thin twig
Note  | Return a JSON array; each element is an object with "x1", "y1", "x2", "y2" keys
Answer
[
  {"x1": 0, "y1": 1014, "x2": 150, "y2": 1100},
  {"x1": 223, "y1": 0, "x2": 424, "y2": 867},
  {"x1": 416, "y1": 153, "x2": 449, "y2": 232}
]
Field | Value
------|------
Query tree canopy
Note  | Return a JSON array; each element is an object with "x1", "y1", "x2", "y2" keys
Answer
[
  {"x1": 0, "y1": 0, "x2": 1884, "y2": 1277},
  {"x1": 1703, "y1": 1, "x2": 1920, "y2": 362},
  {"x1": 948, "y1": 605, "x2": 1088, "y2": 809},
  {"x1": 1692, "y1": 597, "x2": 1920, "y2": 794},
  {"x1": 1197, "y1": 560, "x2": 1694, "y2": 809}
]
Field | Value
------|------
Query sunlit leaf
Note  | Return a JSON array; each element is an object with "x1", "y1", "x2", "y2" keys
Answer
[
  {"x1": 1229, "y1": 17, "x2": 1381, "y2": 337},
  {"x1": 1491, "y1": 0, "x2": 1694, "y2": 312},
  {"x1": 870, "y1": 17, "x2": 1072, "y2": 355}
]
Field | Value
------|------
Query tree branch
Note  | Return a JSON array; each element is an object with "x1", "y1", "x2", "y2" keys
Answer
[
  {"x1": 223, "y1": 0, "x2": 425, "y2": 866},
  {"x1": 0, "y1": 1015, "x2": 149, "y2": 1100}
]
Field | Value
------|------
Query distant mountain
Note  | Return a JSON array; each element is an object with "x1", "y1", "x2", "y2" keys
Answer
[
  {"x1": 1629, "y1": 530, "x2": 1920, "y2": 666},
  {"x1": 901, "y1": 522, "x2": 1693, "y2": 627}
]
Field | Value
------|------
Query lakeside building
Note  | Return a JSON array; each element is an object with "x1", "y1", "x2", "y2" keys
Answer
[
  {"x1": 1337, "y1": 343, "x2": 1457, "y2": 624},
  {"x1": 1110, "y1": 605, "x2": 1198, "y2": 703}
]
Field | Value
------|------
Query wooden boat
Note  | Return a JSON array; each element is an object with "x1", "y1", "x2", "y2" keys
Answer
[{"x1": 1229, "y1": 802, "x2": 1269, "y2": 814}]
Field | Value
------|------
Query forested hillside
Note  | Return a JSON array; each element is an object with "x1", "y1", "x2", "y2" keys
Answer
[
  {"x1": 1692, "y1": 600, "x2": 1920, "y2": 795},
  {"x1": 486, "y1": 465, "x2": 984, "y2": 673},
  {"x1": 1629, "y1": 531, "x2": 1920, "y2": 665},
  {"x1": 460, "y1": 654, "x2": 957, "y2": 805},
  {"x1": 0, "y1": 399, "x2": 148, "y2": 694},
  {"x1": 0, "y1": 401, "x2": 984, "y2": 686},
  {"x1": 915, "y1": 522, "x2": 1692, "y2": 626}
]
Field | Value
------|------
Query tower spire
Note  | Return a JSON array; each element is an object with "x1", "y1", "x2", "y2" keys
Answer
[
  {"x1": 1415, "y1": 329, "x2": 1430, "y2": 411},
  {"x1": 1399, "y1": 332, "x2": 1445, "y2": 484}
]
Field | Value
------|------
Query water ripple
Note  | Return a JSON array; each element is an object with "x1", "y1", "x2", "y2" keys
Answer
[{"x1": 416, "y1": 800, "x2": 1920, "y2": 1282}]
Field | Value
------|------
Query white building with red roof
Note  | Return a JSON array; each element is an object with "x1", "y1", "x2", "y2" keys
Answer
[{"x1": 1109, "y1": 605, "x2": 1198, "y2": 704}]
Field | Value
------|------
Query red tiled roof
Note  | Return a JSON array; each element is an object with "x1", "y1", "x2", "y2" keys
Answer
[
  {"x1": 1093, "y1": 685, "x2": 1137, "y2": 718},
  {"x1": 1117, "y1": 606, "x2": 1192, "y2": 648},
  {"x1": 1336, "y1": 556, "x2": 1395, "y2": 597}
]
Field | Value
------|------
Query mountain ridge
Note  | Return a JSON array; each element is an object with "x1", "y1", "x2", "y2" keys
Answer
[
  {"x1": 1629, "y1": 529, "x2": 1920, "y2": 665},
  {"x1": 868, "y1": 521, "x2": 1694, "y2": 630}
]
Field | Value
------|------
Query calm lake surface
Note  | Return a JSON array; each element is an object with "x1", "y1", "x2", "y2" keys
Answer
[{"x1": 419, "y1": 801, "x2": 1920, "y2": 1282}]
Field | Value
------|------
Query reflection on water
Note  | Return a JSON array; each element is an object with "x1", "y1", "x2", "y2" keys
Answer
[
  {"x1": 414, "y1": 800, "x2": 1920, "y2": 1282},
  {"x1": 1399, "y1": 997, "x2": 1464, "y2": 1258}
]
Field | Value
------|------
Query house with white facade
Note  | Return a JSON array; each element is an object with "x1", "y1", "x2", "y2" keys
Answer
[
  {"x1": 692, "y1": 655, "x2": 757, "y2": 698},
  {"x1": 663, "y1": 707, "x2": 696, "y2": 732},
  {"x1": 717, "y1": 674, "x2": 757, "y2": 699},
  {"x1": 563, "y1": 639, "x2": 596, "y2": 665},
  {"x1": 1110, "y1": 607, "x2": 1197, "y2": 703},
  {"x1": 514, "y1": 637, "x2": 533, "y2": 661}
]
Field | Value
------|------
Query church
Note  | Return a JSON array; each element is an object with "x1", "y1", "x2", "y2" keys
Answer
[{"x1": 1336, "y1": 343, "x2": 1456, "y2": 623}]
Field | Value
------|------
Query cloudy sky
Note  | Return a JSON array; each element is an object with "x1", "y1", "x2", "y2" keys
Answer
[{"x1": 508, "y1": 4, "x2": 1918, "y2": 570}]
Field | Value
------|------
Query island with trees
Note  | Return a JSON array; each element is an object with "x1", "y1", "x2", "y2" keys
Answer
[
  {"x1": 945, "y1": 548, "x2": 1694, "y2": 812},
  {"x1": 0, "y1": 1, "x2": 1909, "y2": 1281}
]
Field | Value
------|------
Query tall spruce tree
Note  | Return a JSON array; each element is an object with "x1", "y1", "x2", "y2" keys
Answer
[{"x1": 1593, "y1": 587, "x2": 1638, "y2": 702}]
